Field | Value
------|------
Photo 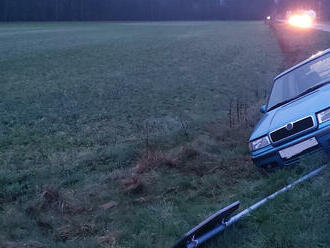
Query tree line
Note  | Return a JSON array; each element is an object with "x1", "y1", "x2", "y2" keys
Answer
[
  {"x1": 0, "y1": 0, "x2": 275, "y2": 21},
  {"x1": 0, "y1": 0, "x2": 329, "y2": 22}
]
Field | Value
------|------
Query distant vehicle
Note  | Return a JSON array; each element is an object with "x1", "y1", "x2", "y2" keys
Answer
[
  {"x1": 286, "y1": 10, "x2": 316, "y2": 20},
  {"x1": 265, "y1": 15, "x2": 273, "y2": 25},
  {"x1": 287, "y1": 9, "x2": 316, "y2": 28},
  {"x1": 249, "y1": 49, "x2": 330, "y2": 167}
]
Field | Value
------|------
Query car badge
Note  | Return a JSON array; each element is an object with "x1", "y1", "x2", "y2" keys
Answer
[{"x1": 286, "y1": 122, "x2": 294, "y2": 131}]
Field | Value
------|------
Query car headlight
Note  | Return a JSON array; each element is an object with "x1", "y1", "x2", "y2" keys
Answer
[
  {"x1": 249, "y1": 136, "x2": 270, "y2": 152},
  {"x1": 317, "y1": 108, "x2": 330, "y2": 124}
]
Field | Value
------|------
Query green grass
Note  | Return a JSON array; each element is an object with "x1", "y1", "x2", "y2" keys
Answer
[{"x1": 0, "y1": 21, "x2": 329, "y2": 248}]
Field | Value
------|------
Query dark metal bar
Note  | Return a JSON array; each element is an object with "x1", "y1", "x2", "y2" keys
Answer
[{"x1": 185, "y1": 164, "x2": 327, "y2": 248}]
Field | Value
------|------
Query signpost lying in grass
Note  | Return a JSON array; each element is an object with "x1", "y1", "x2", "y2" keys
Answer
[{"x1": 172, "y1": 165, "x2": 328, "y2": 248}]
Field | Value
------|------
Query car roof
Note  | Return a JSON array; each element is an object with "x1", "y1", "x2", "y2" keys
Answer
[{"x1": 274, "y1": 48, "x2": 330, "y2": 81}]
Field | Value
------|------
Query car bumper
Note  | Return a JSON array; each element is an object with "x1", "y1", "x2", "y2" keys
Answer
[{"x1": 251, "y1": 124, "x2": 330, "y2": 167}]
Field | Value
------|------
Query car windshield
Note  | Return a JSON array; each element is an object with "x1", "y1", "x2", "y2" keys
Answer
[{"x1": 267, "y1": 52, "x2": 330, "y2": 111}]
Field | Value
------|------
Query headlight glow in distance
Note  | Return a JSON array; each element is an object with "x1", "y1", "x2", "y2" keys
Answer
[{"x1": 288, "y1": 14, "x2": 313, "y2": 28}]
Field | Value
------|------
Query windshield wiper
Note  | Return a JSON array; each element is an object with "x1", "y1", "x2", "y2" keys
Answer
[
  {"x1": 267, "y1": 98, "x2": 294, "y2": 112},
  {"x1": 267, "y1": 80, "x2": 330, "y2": 112},
  {"x1": 296, "y1": 79, "x2": 330, "y2": 98}
]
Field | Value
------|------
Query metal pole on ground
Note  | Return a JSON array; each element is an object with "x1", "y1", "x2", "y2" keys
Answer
[{"x1": 186, "y1": 164, "x2": 328, "y2": 248}]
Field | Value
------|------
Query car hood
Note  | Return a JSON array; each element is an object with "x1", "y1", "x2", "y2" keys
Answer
[{"x1": 249, "y1": 84, "x2": 330, "y2": 141}]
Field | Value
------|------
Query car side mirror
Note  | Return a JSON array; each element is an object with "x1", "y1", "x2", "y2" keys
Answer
[{"x1": 260, "y1": 105, "x2": 267, "y2": 114}]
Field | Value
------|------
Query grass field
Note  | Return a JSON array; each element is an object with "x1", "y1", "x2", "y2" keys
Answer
[{"x1": 0, "y1": 21, "x2": 330, "y2": 248}]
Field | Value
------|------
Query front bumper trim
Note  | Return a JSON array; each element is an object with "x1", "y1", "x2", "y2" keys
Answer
[{"x1": 252, "y1": 124, "x2": 330, "y2": 166}]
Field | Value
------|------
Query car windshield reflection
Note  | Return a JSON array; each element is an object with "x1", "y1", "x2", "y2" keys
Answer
[{"x1": 267, "y1": 53, "x2": 330, "y2": 111}]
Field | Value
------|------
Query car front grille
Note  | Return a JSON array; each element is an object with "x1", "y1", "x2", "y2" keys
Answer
[{"x1": 270, "y1": 116, "x2": 315, "y2": 143}]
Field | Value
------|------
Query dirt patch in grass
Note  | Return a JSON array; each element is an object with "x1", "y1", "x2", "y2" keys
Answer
[
  {"x1": 55, "y1": 222, "x2": 97, "y2": 241},
  {"x1": 96, "y1": 232, "x2": 119, "y2": 247},
  {"x1": 25, "y1": 187, "x2": 85, "y2": 217},
  {"x1": 133, "y1": 150, "x2": 176, "y2": 174}
]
